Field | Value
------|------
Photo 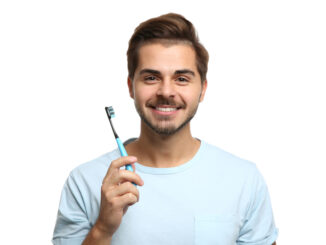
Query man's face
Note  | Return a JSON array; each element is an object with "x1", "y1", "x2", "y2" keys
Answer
[{"x1": 128, "y1": 42, "x2": 207, "y2": 136}]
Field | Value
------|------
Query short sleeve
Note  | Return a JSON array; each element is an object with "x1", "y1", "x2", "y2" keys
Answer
[
  {"x1": 52, "y1": 171, "x2": 91, "y2": 245},
  {"x1": 237, "y1": 167, "x2": 278, "y2": 245}
]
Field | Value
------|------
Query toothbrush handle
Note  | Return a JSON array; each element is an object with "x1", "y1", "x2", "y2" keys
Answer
[{"x1": 116, "y1": 138, "x2": 133, "y2": 172}]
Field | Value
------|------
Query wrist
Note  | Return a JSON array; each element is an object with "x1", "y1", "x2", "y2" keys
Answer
[
  {"x1": 82, "y1": 223, "x2": 112, "y2": 245},
  {"x1": 92, "y1": 223, "x2": 113, "y2": 242}
]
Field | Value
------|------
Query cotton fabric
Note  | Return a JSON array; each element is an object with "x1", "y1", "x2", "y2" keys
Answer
[{"x1": 52, "y1": 140, "x2": 278, "y2": 245}]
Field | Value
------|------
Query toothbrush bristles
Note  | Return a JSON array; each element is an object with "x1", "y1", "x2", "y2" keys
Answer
[
  {"x1": 105, "y1": 106, "x2": 118, "y2": 138},
  {"x1": 106, "y1": 106, "x2": 115, "y2": 118}
]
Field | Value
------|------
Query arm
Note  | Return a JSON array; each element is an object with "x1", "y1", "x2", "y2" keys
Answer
[{"x1": 237, "y1": 166, "x2": 278, "y2": 244}]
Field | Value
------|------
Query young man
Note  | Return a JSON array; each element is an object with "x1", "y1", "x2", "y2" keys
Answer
[{"x1": 53, "y1": 13, "x2": 278, "y2": 245}]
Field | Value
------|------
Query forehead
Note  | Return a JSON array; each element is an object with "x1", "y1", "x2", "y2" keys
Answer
[{"x1": 136, "y1": 43, "x2": 198, "y2": 74}]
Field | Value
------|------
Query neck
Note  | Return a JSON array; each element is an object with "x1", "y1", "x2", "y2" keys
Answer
[{"x1": 125, "y1": 122, "x2": 200, "y2": 168}]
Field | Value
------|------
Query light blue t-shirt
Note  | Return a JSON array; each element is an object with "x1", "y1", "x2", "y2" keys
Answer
[{"x1": 53, "y1": 140, "x2": 278, "y2": 245}]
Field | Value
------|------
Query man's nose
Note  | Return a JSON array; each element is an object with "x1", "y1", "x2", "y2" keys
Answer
[{"x1": 156, "y1": 80, "x2": 176, "y2": 98}]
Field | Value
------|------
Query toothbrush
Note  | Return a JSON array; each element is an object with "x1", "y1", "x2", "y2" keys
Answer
[{"x1": 105, "y1": 106, "x2": 134, "y2": 173}]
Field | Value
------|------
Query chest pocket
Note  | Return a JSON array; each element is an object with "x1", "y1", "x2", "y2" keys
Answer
[{"x1": 194, "y1": 214, "x2": 239, "y2": 245}]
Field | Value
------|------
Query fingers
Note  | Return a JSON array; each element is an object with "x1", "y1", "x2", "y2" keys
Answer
[
  {"x1": 102, "y1": 156, "x2": 144, "y2": 188},
  {"x1": 120, "y1": 192, "x2": 138, "y2": 207},
  {"x1": 111, "y1": 169, "x2": 144, "y2": 186},
  {"x1": 111, "y1": 156, "x2": 137, "y2": 170},
  {"x1": 131, "y1": 162, "x2": 136, "y2": 172},
  {"x1": 111, "y1": 181, "x2": 140, "y2": 203},
  {"x1": 101, "y1": 181, "x2": 139, "y2": 213}
]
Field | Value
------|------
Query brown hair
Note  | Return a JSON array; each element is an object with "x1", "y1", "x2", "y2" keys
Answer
[{"x1": 127, "y1": 13, "x2": 209, "y2": 83}]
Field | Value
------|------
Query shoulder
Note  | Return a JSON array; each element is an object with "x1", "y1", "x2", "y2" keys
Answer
[
  {"x1": 68, "y1": 148, "x2": 120, "y2": 185},
  {"x1": 201, "y1": 141, "x2": 259, "y2": 176},
  {"x1": 198, "y1": 141, "x2": 267, "y2": 193}
]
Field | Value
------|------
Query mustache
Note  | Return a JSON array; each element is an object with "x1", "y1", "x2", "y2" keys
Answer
[{"x1": 146, "y1": 98, "x2": 185, "y2": 108}]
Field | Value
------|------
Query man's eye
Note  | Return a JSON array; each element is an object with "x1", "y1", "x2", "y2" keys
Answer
[
  {"x1": 177, "y1": 77, "x2": 189, "y2": 83},
  {"x1": 145, "y1": 76, "x2": 157, "y2": 81}
]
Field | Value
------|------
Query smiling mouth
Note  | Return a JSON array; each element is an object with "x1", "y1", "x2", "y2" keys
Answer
[
  {"x1": 155, "y1": 107, "x2": 178, "y2": 112},
  {"x1": 146, "y1": 100, "x2": 184, "y2": 114},
  {"x1": 148, "y1": 105, "x2": 183, "y2": 115}
]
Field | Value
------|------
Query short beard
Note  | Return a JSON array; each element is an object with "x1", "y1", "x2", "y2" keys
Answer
[{"x1": 135, "y1": 102, "x2": 199, "y2": 136}]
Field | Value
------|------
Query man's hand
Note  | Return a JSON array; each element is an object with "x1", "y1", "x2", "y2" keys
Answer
[
  {"x1": 83, "y1": 156, "x2": 144, "y2": 244},
  {"x1": 96, "y1": 156, "x2": 144, "y2": 236}
]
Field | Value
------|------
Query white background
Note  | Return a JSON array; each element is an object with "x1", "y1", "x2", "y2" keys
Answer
[{"x1": 1, "y1": 0, "x2": 325, "y2": 244}]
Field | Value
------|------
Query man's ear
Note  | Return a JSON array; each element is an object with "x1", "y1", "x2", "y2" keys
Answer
[
  {"x1": 199, "y1": 80, "x2": 207, "y2": 102},
  {"x1": 127, "y1": 77, "x2": 134, "y2": 99}
]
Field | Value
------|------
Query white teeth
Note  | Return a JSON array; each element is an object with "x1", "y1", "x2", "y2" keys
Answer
[{"x1": 156, "y1": 107, "x2": 177, "y2": 112}]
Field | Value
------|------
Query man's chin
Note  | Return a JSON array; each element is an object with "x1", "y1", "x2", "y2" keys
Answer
[
  {"x1": 143, "y1": 118, "x2": 192, "y2": 136},
  {"x1": 145, "y1": 122, "x2": 178, "y2": 136},
  {"x1": 152, "y1": 127, "x2": 179, "y2": 136}
]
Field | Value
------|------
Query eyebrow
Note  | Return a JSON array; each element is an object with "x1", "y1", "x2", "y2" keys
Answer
[
  {"x1": 175, "y1": 69, "x2": 195, "y2": 77},
  {"x1": 139, "y1": 69, "x2": 195, "y2": 77}
]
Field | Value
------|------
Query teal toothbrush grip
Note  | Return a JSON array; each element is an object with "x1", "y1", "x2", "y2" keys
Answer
[{"x1": 116, "y1": 138, "x2": 134, "y2": 172}]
